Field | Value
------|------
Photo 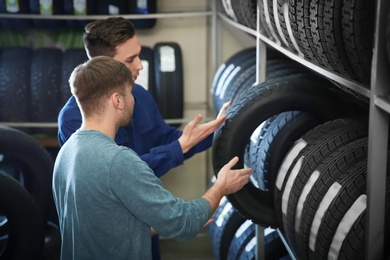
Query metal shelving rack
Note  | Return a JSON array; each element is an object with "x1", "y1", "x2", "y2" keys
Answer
[{"x1": 214, "y1": 0, "x2": 389, "y2": 259}]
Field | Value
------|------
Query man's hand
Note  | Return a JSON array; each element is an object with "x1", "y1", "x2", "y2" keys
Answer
[
  {"x1": 213, "y1": 156, "x2": 252, "y2": 195},
  {"x1": 202, "y1": 157, "x2": 252, "y2": 214},
  {"x1": 217, "y1": 101, "x2": 232, "y2": 119},
  {"x1": 178, "y1": 101, "x2": 231, "y2": 154}
]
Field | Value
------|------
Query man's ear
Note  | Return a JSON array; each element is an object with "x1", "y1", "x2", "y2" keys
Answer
[{"x1": 111, "y1": 92, "x2": 124, "y2": 109}]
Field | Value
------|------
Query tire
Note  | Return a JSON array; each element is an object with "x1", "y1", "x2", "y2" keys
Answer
[
  {"x1": 342, "y1": 0, "x2": 375, "y2": 85},
  {"x1": 212, "y1": 73, "x2": 363, "y2": 227},
  {"x1": 231, "y1": 0, "x2": 257, "y2": 29},
  {"x1": 276, "y1": 0, "x2": 300, "y2": 53},
  {"x1": 276, "y1": 117, "x2": 368, "y2": 256},
  {"x1": 129, "y1": 0, "x2": 157, "y2": 29},
  {"x1": 0, "y1": 125, "x2": 55, "y2": 223},
  {"x1": 309, "y1": 159, "x2": 389, "y2": 259},
  {"x1": 63, "y1": 0, "x2": 97, "y2": 29},
  {"x1": 208, "y1": 198, "x2": 246, "y2": 260},
  {"x1": 153, "y1": 42, "x2": 184, "y2": 127},
  {"x1": 322, "y1": 0, "x2": 357, "y2": 79},
  {"x1": 295, "y1": 138, "x2": 368, "y2": 259},
  {"x1": 30, "y1": 48, "x2": 63, "y2": 136},
  {"x1": 211, "y1": 47, "x2": 256, "y2": 113},
  {"x1": 253, "y1": 110, "x2": 322, "y2": 192},
  {"x1": 0, "y1": 47, "x2": 32, "y2": 133},
  {"x1": 0, "y1": 171, "x2": 45, "y2": 260},
  {"x1": 0, "y1": 0, "x2": 32, "y2": 29},
  {"x1": 137, "y1": 46, "x2": 156, "y2": 100},
  {"x1": 29, "y1": 0, "x2": 65, "y2": 29},
  {"x1": 289, "y1": 0, "x2": 324, "y2": 66},
  {"x1": 61, "y1": 48, "x2": 88, "y2": 106}
]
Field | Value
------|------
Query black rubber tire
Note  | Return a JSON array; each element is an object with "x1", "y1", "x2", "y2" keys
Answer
[
  {"x1": 221, "y1": 0, "x2": 238, "y2": 22},
  {"x1": 0, "y1": 170, "x2": 45, "y2": 260},
  {"x1": 30, "y1": 48, "x2": 63, "y2": 136},
  {"x1": 276, "y1": 0, "x2": 299, "y2": 53},
  {"x1": 129, "y1": 0, "x2": 157, "y2": 29},
  {"x1": 322, "y1": 0, "x2": 357, "y2": 79},
  {"x1": 259, "y1": 0, "x2": 276, "y2": 40},
  {"x1": 61, "y1": 48, "x2": 88, "y2": 106},
  {"x1": 212, "y1": 47, "x2": 256, "y2": 113},
  {"x1": 0, "y1": 0, "x2": 32, "y2": 29},
  {"x1": 231, "y1": 0, "x2": 257, "y2": 29},
  {"x1": 29, "y1": 0, "x2": 65, "y2": 29},
  {"x1": 212, "y1": 73, "x2": 361, "y2": 227},
  {"x1": 217, "y1": 56, "x2": 256, "y2": 109},
  {"x1": 295, "y1": 138, "x2": 368, "y2": 259},
  {"x1": 289, "y1": 0, "x2": 325, "y2": 66},
  {"x1": 153, "y1": 42, "x2": 183, "y2": 127},
  {"x1": 276, "y1": 117, "x2": 368, "y2": 256},
  {"x1": 97, "y1": 1, "x2": 128, "y2": 14},
  {"x1": 0, "y1": 125, "x2": 55, "y2": 223},
  {"x1": 342, "y1": 0, "x2": 375, "y2": 85},
  {"x1": 309, "y1": 159, "x2": 389, "y2": 260},
  {"x1": 137, "y1": 46, "x2": 156, "y2": 101},
  {"x1": 254, "y1": 110, "x2": 322, "y2": 192},
  {"x1": 63, "y1": 0, "x2": 97, "y2": 29},
  {"x1": 0, "y1": 47, "x2": 32, "y2": 133},
  {"x1": 208, "y1": 198, "x2": 246, "y2": 260}
]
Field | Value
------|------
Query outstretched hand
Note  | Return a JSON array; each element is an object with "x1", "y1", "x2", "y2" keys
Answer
[{"x1": 178, "y1": 101, "x2": 232, "y2": 154}]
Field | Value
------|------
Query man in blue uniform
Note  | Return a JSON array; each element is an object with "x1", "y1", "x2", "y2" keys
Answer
[{"x1": 57, "y1": 17, "x2": 231, "y2": 258}]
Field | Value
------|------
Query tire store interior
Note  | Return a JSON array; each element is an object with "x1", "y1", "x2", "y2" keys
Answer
[{"x1": 0, "y1": 0, "x2": 389, "y2": 259}]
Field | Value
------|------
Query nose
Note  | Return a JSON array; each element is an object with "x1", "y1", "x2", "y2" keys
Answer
[{"x1": 136, "y1": 57, "x2": 143, "y2": 71}]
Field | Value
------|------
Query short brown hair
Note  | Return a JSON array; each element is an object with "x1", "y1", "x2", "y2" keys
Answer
[
  {"x1": 83, "y1": 17, "x2": 136, "y2": 59},
  {"x1": 69, "y1": 56, "x2": 134, "y2": 117}
]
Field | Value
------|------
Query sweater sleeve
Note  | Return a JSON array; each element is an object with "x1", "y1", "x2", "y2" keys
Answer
[{"x1": 109, "y1": 149, "x2": 212, "y2": 241}]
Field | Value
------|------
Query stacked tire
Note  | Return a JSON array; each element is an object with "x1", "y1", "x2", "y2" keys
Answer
[
  {"x1": 209, "y1": 46, "x2": 388, "y2": 258},
  {"x1": 218, "y1": 0, "x2": 376, "y2": 87},
  {"x1": 0, "y1": 125, "x2": 60, "y2": 259},
  {"x1": 0, "y1": 43, "x2": 184, "y2": 137},
  {"x1": 0, "y1": 0, "x2": 157, "y2": 30}
]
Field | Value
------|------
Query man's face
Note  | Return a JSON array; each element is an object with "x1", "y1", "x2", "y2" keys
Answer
[
  {"x1": 113, "y1": 36, "x2": 143, "y2": 81},
  {"x1": 120, "y1": 84, "x2": 135, "y2": 127}
]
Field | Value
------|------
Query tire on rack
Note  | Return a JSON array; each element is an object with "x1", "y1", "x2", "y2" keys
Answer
[
  {"x1": 0, "y1": 125, "x2": 55, "y2": 224},
  {"x1": 342, "y1": 0, "x2": 375, "y2": 85},
  {"x1": 230, "y1": 0, "x2": 257, "y2": 29},
  {"x1": 129, "y1": 0, "x2": 157, "y2": 29},
  {"x1": 322, "y1": 0, "x2": 357, "y2": 80},
  {"x1": 0, "y1": 47, "x2": 32, "y2": 133},
  {"x1": 289, "y1": 0, "x2": 324, "y2": 66},
  {"x1": 63, "y1": 0, "x2": 97, "y2": 29},
  {"x1": 29, "y1": 0, "x2": 65, "y2": 29},
  {"x1": 0, "y1": 0, "x2": 32, "y2": 29},
  {"x1": 295, "y1": 138, "x2": 368, "y2": 259},
  {"x1": 275, "y1": 117, "x2": 368, "y2": 256},
  {"x1": 61, "y1": 48, "x2": 89, "y2": 106},
  {"x1": 212, "y1": 73, "x2": 365, "y2": 227},
  {"x1": 153, "y1": 42, "x2": 183, "y2": 128},
  {"x1": 208, "y1": 198, "x2": 247, "y2": 260},
  {"x1": 0, "y1": 170, "x2": 45, "y2": 260},
  {"x1": 253, "y1": 110, "x2": 323, "y2": 192},
  {"x1": 137, "y1": 46, "x2": 156, "y2": 101},
  {"x1": 309, "y1": 159, "x2": 390, "y2": 260},
  {"x1": 228, "y1": 220, "x2": 289, "y2": 260},
  {"x1": 211, "y1": 47, "x2": 256, "y2": 113},
  {"x1": 30, "y1": 48, "x2": 63, "y2": 136}
]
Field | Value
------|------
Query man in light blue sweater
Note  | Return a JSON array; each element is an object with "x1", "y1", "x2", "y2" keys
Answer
[{"x1": 52, "y1": 56, "x2": 252, "y2": 259}]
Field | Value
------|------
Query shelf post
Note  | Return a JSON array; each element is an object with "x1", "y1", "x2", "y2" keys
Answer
[{"x1": 366, "y1": 0, "x2": 390, "y2": 259}]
